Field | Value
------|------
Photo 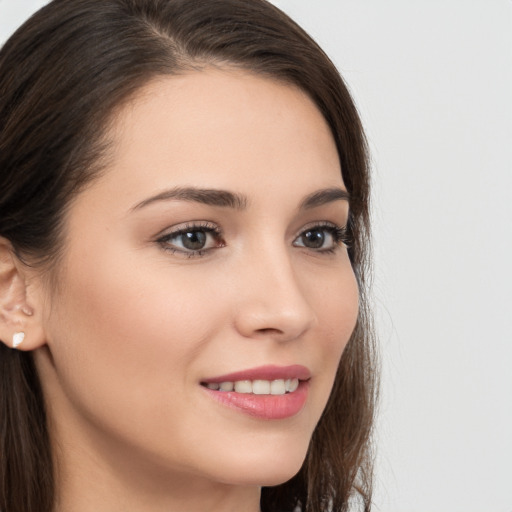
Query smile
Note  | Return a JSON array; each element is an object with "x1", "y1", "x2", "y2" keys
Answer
[
  {"x1": 200, "y1": 365, "x2": 310, "y2": 419},
  {"x1": 202, "y1": 378, "x2": 300, "y2": 395}
]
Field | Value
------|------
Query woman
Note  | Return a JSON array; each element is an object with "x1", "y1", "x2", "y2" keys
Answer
[{"x1": 0, "y1": 1, "x2": 377, "y2": 511}]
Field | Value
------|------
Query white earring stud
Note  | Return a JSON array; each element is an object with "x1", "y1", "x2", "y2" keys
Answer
[{"x1": 12, "y1": 332, "x2": 25, "y2": 349}]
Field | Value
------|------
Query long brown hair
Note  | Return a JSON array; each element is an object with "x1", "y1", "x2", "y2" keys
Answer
[{"x1": 0, "y1": 1, "x2": 378, "y2": 511}]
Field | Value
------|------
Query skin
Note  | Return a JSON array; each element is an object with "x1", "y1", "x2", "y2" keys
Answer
[{"x1": 11, "y1": 69, "x2": 359, "y2": 512}]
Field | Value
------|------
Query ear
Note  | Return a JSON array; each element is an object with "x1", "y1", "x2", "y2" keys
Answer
[{"x1": 0, "y1": 238, "x2": 46, "y2": 351}]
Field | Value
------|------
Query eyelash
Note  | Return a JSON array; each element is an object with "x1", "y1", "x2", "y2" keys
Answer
[
  {"x1": 156, "y1": 221, "x2": 350, "y2": 258},
  {"x1": 157, "y1": 222, "x2": 223, "y2": 258},
  {"x1": 296, "y1": 222, "x2": 351, "y2": 254}
]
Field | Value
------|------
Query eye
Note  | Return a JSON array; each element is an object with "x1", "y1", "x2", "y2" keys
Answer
[
  {"x1": 293, "y1": 223, "x2": 349, "y2": 253},
  {"x1": 157, "y1": 222, "x2": 224, "y2": 256}
]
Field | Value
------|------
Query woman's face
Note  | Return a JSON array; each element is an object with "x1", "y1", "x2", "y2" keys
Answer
[{"x1": 35, "y1": 69, "x2": 359, "y2": 490}]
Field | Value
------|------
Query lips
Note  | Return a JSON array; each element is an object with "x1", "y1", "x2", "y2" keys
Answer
[
  {"x1": 201, "y1": 364, "x2": 311, "y2": 384},
  {"x1": 200, "y1": 365, "x2": 311, "y2": 420}
]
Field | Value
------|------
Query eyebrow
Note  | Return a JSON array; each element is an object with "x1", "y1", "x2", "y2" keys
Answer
[
  {"x1": 299, "y1": 187, "x2": 350, "y2": 210},
  {"x1": 131, "y1": 187, "x2": 248, "y2": 211},
  {"x1": 131, "y1": 186, "x2": 350, "y2": 212}
]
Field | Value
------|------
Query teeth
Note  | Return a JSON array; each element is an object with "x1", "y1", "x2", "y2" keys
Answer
[
  {"x1": 205, "y1": 378, "x2": 300, "y2": 395},
  {"x1": 219, "y1": 381, "x2": 234, "y2": 392},
  {"x1": 286, "y1": 378, "x2": 299, "y2": 393},
  {"x1": 234, "y1": 380, "x2": 252, "y2": 393},
  {"x1": 270, "y1": 379, "x2": 286, "y2": 395},
  {"x1": 252, "y1": 380, "x2": 270, "y2": 394}
]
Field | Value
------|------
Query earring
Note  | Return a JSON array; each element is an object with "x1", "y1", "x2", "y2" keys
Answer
[{"x1": 12, "y1": 332, "x2": 25, "y2": 349}]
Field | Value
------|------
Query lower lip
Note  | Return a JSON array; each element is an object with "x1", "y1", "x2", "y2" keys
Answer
[{"x1": 202, "y1": 380, "x2": 309, "y2": 420}]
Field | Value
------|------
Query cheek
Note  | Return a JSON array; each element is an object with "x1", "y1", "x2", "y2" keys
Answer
[
  {"x1": 314, "y1": 263, "x2": 359, "y2": 347},
  {"x1": 44, "y1": 247, "x2": 222, "y2": 426},
  {"x1": 297, "y1": 261, "x2": 359, "y2": 416}
]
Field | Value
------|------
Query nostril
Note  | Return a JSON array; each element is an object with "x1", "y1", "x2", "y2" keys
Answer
[{"x1": 255, "y1": 327, "x2": 283, "y2": 335}]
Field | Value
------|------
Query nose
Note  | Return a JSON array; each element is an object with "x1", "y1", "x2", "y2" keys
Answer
[{"x1": 233, "y1": 246, "x2": 317, "y2": 342}]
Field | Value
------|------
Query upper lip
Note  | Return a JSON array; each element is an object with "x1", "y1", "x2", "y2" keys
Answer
[{"x1": 201, "y1": 364, "x2": 311, "y2": 384}]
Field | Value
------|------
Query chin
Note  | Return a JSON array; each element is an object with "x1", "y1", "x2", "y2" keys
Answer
[
  {"x1": 210, "y1": 442, "x2": 309, "y2": 487},
  {"x1": 220, "y1": 465, "x2": 304, "y2": 488},
  {"x1": 255, "y1": 465, "x2": 304, "y2": 487}
]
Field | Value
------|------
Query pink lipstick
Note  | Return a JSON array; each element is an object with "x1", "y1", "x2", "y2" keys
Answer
[{"x1": 201, "y1": 365, "x2": 310, "y2": 420}]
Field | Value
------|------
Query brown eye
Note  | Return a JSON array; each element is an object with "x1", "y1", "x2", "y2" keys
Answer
[{"x1": 300, "y1": 229, "x2": 325, "y2": 249}]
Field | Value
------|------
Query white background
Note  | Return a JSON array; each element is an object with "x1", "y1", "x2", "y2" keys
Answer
[{"x1": 1, "y1": 1, "x2": 511, "y2": 511}]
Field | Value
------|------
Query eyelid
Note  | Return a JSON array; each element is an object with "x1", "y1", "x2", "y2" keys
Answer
[
  {"x1": 155, "y1": 221, "x2": 219, "y2": 239},
  {"x1": 293, "y1": 221, "x2": 350, "y2": 251},
  {"x1": 155, "y1": 221, "x2": 224, "y2": 257},
  {"x1": 295, "y1": 220, "x2": 340, "y2": 235}
]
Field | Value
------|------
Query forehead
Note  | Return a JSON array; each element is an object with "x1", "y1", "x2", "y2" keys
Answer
[{"x1": 90, "y1": 69, "x2": 344, "y2": 206}]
